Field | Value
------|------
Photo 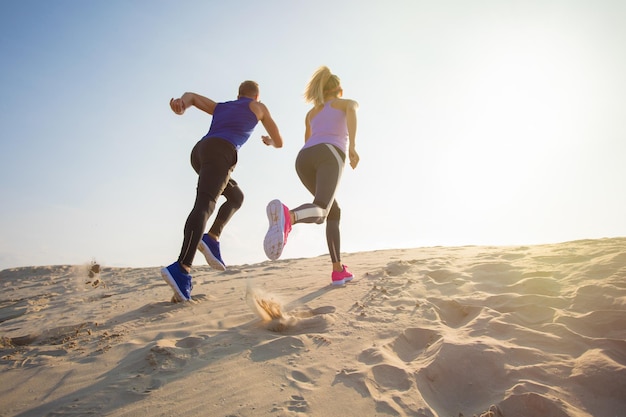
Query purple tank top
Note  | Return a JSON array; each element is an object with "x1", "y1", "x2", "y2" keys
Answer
[
  {"x1": 302, "y1": 100, "x2": 348, "y2": 153},
  {"x1": 202, "y1": 97, "x2": 258, "y2": 150}
]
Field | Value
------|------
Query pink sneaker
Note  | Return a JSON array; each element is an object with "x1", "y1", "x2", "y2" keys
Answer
[
  {"x1": 331, "y1": 265, "x2": 354, "y2": 286},
  {"x1": 263, "y1": 199, "x2": 292, "y2": 260}
]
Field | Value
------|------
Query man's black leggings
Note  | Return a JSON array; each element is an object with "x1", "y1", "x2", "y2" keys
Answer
[{"x1": 178, "y1": 138, "x2": 242, "y2": 267}]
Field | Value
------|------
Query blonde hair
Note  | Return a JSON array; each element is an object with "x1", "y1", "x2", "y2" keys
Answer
[{"x1": 304, "y1": 66, "x2": 341, "y2": 106}]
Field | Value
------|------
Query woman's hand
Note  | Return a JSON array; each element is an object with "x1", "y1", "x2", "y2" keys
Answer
[{"x1": 349, "y1": 148, "x2": 360, "y2": 169}]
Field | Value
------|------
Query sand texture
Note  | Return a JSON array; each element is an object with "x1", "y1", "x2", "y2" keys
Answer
[{"x1": 1, "y1": 238, "x2": 625, "y2": 417}]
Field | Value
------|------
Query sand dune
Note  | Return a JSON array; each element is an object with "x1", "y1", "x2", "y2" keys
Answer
[{"x1": 1, "y1": 238, "x2": 625, "y2": 417}]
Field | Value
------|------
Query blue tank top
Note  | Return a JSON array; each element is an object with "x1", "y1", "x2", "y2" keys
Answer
[
  {"x1": 302, "y1": 100, "x2": 348, "y2": 153},
  {"x1": 202, "y1": 97, "x2": 259, "y2": 149}
]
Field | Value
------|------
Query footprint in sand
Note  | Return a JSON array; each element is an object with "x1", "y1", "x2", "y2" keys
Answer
[
  {"x1": 286, "y1": 394, "x2": 309, "y2": 413},
  {"x1": 147, "y1": 344, "x2": 188, "y2": 370},
  {"x1": 287, "y1": 367, "x2": 321, "y2": 390},
  {"x1": 175, "y1": 336, "x2": 205, "y2": 349},
  {"x1": 249, "y1": 336, "x2": 306, "y2": 362},
  {"x1": 270, "y1": 394, "x2": 310, "y2": 414},
  {"x1": 145, "y1": 337, "x2": 208, "y2": 371},
  {"x1": 431, "y1": 299, "x2": 482, "y2": 328},
  {"x1": 370, "y1": 363, "x2": 413, "y2": 391},
  {"x1": 385, "y1": 327, "x2": 442, "y2": 363},
  {"x1": 384, "y1": 260, "x2": 416, "y2": 276}
]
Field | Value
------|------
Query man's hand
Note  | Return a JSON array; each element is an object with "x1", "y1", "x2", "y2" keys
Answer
[
  {"x1": 170, "y1": 98, "x2": 186, "y2": 115},
  {"x1": 261, "y1": 135, "x2": 274, "y2": 146}
]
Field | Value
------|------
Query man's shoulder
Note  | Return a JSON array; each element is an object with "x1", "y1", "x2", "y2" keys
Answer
[
  {"x1": 251, "y1": 100, "x2": 270, "y2": 112},
  {"x1": 247, "y1": 100, "x2": 267, "y2": 121}
]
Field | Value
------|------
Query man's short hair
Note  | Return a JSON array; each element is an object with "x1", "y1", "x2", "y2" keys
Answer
[{"x1": 238, "y1": 80, "x2": 259, "y2": 97}]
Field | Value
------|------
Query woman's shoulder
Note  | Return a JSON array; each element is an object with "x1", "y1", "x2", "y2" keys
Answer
[{"x1": 331, "y1": 98, "x2": 359, "y2": 111}]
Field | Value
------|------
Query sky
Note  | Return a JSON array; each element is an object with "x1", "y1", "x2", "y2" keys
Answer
[{"x1": 1, "y1": 0, "x2": 625, "y2": 271}]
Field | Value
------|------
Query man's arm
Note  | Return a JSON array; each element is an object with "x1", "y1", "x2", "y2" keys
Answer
[
  {"x1": 170, "y1": 92, "x2": 217, "y2": 115},
  {"x1": 256, "y1": 103, "x2": 283, "y2": 148}
]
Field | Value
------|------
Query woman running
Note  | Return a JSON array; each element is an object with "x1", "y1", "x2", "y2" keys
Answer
[{"x1": 263, "y1": 66, "x2": 360, "y2": 285}]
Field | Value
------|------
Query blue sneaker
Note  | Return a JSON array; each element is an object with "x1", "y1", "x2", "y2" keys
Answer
[
  {"x1": 198, "y1": 234, "x2": 226, "y2": 271},
  {"x1": 161, "y1": 262, "x2": 192, "y2": 301}
]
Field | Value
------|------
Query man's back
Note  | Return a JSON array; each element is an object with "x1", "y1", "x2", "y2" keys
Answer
[{"x1": 203, "y1": 97, "x2": 259, "y2": 150}]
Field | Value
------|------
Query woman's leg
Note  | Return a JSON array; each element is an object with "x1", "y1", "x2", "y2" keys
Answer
[
  {"x1": 292, "y1": 144, "x2": 345, "y2": 224},
  {"x1": 293, "y1": 145, "x2": 345, "y2": 268},
  {"x1": 264, "y1": 144, "x2": 346, "y2": 264}
]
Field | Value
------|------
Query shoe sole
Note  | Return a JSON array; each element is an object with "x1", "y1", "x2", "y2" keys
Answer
[
  {"x1": 332, "y1": 274, "x2": 354, "y2": 286},
  {"x1": 198, "y1": 241, "x2": 226, "y2": 271},
  {"x1": 161, "y1": 267, "x2": 190, "y2": 301},
  {"x1": 263, "y1": 199, "x2": 285, "y2": 260}
]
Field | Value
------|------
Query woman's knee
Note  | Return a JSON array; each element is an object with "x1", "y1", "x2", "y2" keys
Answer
[{"x1": 327, "y1": 204, "x2": 341, "y2": 221}]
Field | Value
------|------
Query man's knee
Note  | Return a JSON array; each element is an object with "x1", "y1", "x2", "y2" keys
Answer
[{"x1": 231, "y1": 192, "x2": 244, "y2": 209}]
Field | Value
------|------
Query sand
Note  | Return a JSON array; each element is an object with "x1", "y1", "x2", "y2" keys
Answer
[{"x1": 1, "y1": 238, "x2": 625, "y2": 417}]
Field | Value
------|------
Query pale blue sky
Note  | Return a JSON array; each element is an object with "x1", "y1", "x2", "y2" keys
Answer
[{"x1": 1, "y1": 1, "x2": 625, "y2": 270}]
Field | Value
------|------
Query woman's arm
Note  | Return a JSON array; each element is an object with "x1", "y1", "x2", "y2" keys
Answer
[
  {"x1": 344, "y1": 99, "x2": 359, "y2": 169},
  {"x1": 304, "y1": 109, "x2": 314, "y2": 143}
]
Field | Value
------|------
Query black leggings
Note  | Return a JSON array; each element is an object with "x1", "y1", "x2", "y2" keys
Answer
[
  {"x1": 292, "y1": 144, "x2": 345, "y2": 263},
  {"x1": 178, "y1": 138, "x2": 242, "y2": 267}
]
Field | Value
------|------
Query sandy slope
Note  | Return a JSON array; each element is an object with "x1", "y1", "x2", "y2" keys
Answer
[{"x1": 1, "y1": 238, "x2": 625, "y2": 417}]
